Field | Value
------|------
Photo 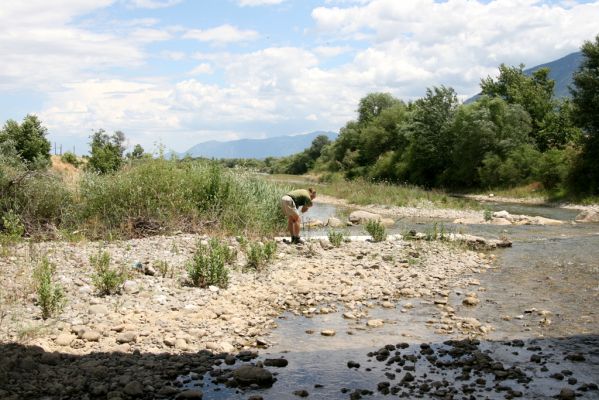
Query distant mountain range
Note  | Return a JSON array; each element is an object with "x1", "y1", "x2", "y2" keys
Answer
[
  {"x1": 466, "y1": 51, "x2": 582, "y2": 103},
  {"x1": 179, "y1": 131, "x2": 338, "y2": 159}
]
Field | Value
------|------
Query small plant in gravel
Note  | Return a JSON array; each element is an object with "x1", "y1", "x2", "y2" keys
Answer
[
  {"x1": 33, "y1": 257, "x2": 66, "y2": 319},
  {"x1": 187, "y1": 238, "x2": 232, "y2": 288},
  {"x1": 154, "y1": 260, "x2": 172, "y2": 278},
  {"x1": 246, "y1": 240, "x2": 277, "y2": 271},
  {"x1": 483, "y1": 208, "x2": 493, "y2": 222},
  {"x1": 328, "y1": 230, "x2": 345, "y2": 247},
  {"x1": 365, "y1": 220, "x2": 387, "y2": 242},
  {"x1": 90, "y1": 250, "x2": 126, "y2": 295}
]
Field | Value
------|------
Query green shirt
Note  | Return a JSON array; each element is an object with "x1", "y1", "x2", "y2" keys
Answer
[{"x1": 287, "y1": 189, "x2": 312, "y2": 208}]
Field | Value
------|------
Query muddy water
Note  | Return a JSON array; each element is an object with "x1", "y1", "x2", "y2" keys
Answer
[{"x1": 197, "y1": 202, "x2": 599, "y2": 399}]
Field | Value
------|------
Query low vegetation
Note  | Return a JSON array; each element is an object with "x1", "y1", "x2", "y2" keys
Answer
[
  {"x1": 187, "y1": 238, "x2": 234, "y2": 288},
  {"x1": 365, "y1": 220, "x2": 387, "y2": 242},
  {"x1": 33, "y1": 257, "x2": 66, "y2": 319},
  {"x1": 245, "y1": 240, "x2": 277, "y2": 271},
  {"x1": 90, "y1": 250, "x2": 127, "y2": 295},
  {"x1": 327, "y1": 229, "x2": 345, "y2": 247}
]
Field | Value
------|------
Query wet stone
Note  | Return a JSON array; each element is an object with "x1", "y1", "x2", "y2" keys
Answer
[
  {"x1": 264, "y1": 358, "x2": 288, "y2": 368},
  {"x1": 558, "y1": 388, "x2": 575, "y2": 400},
  {"x1": 293, "y1": 389, "x2": 309, "y2": 397}
]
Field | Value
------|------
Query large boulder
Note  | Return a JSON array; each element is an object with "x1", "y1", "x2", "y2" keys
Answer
[
  {"x1": 326, "y1": 217, "x2": 343, "y2": 228},
  {"x1": 575, "y1": 209, "x2": 599, "y2": 223},
  {"x1": 349, "y1": 210, "x2": 382, "y2": 225},
  {"x1": 233, "y1": 366, "x2": 274, "y2": 387}
]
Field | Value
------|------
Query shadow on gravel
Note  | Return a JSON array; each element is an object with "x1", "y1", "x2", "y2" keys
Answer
[{"x1": 1, "y1": 334, "x2": 598, "y2": 400}]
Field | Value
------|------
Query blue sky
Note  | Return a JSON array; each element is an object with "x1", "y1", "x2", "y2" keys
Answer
[{"x1": 1, "y1": 0, "x2": 597, "y2": 154}]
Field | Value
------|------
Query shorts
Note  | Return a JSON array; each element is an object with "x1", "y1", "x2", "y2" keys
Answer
[{"x1": 280, "y1": 195, "x2": 300, "y2": 218}]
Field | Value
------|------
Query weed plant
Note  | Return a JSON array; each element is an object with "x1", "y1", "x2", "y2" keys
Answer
[
  {"x1": 187, "y1": 238, "x2": 232, "y2": 288},
  {"x1": 246, "y1": 240, "x2": 277, "y2": 271},
  {"x1": 365, "y1": 220, "x2": 387, "y2": 242},
  {"x1": 154, "y1": 260, "x2": 172, "y2": 278},
  {"x1": 33, "y1": 257, "x2": 65, "y2": 319},
  {"x1": 90, "y1": 250, "x2": 126, "y2": 295},
  {"x1": 483, "y1": 208, "x2": 493, "y2": 221},
  {"x1": 328, "y1": 230, "x2": 345, "y2": 247}
]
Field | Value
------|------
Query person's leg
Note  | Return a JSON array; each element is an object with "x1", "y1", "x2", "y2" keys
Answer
[
  {"x1": 287, "y1": 217, "x2": 294, "y2": 237},
  {"x1": 292, "y1": 216, "x2": 300, "y2": 237}
]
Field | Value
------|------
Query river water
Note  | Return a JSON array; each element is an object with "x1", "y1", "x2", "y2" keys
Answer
[{"x1": 192, "y1": 201, "x2": 599, "y2": 399}]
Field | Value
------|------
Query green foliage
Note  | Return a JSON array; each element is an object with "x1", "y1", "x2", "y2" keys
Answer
[
  {"x1": 365, "y1": 220, "x2": 386, "y2": 242},
  {"x1": 327, "y1": 230, "x2": 345, "y2": 247},
  {"x1": 154, "y1": 260, "x2": 172, "y2": 278},
  {"x1": 425, "y1": 222, "x2": 448, "y2": 241},
  {"x1": 570, "y1": 34, "x2": 599, "y2": 194},
  {"x1": 60, "y1": 152, "x2": 80, "y2": 167},
  {"x1": 128, "y1": 144, "x2": 145, "y2": 159},
  {"x1": 245, "y1": 240, "x2": 277, "y2": 271},
  {"x1": 1, "y1": 210, "x2": 24, "y2": 239},
  {"x1": 536, "y1": 148, "x2": 574, "y2": 190},
  {"x1": 483, "y1": 208, "x2": 493, "y2": 222},
  {"x1": 357, "y1": 92, "x2": 402, "y2": 125},
  {"x1": 90, "y1": 250, "x2": 126, "y2": 295},
  {"x1": 0, "y1": 115, "x2": 51, "y2": 169},
  {"x1": 33, "y1": 257, "x2": 65, "y2": 319},
  {"x1": 187, "y1": 238, "x2": 232, "y2": 288},
  {"x1": 87, "y1": 129, "x2": 125, "y2": 174},
  {"x1": 479, "y1": 144, "x2": 541, "y2": 188}
]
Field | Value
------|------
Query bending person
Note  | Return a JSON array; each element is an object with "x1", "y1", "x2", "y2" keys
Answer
[{"x1": 280, "y1": 187, "x2": 316, "y2": 244}]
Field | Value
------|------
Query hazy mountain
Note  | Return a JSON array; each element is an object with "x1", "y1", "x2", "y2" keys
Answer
[
  {"x1": 181, "y1": 131, "x2": 338, "y2": 159},
  {"x1": 465, "y1": 51, "x2": 582, "y2": 103}
]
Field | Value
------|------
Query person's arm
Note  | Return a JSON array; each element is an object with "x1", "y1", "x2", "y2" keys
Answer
[{"x1": 301, "y1": 205, "x2": 310, "y2": 213}]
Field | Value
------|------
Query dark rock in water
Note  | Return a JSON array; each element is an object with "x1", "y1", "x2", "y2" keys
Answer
[
  {"x1": 558, "y1": 388, "x2": 576, "y2": 400},
  {"x1": 511, "y1": 339, "x2": 525, "y2": 347},
  {"x1": 567, "y1": 377, "x2": 577, "y2": 385},
  {"x1": 314, "y1": 384, "x2": 324, "y2": 388},
  {"x1": 264, "y1": 358, "x2": 288, "y2": 367},
  {"x1": 248, "y1": 396, "x2": 263, "y2": 400},
  {"x1": 401, "y1": 372, "x2": 415, "y2": 384},
  {"x1": 224, "y1": 355, "x2": 236, "y2": 365},
  {"x1": 565, "y1": 353, "x2": 585, "y2": 362},
  {"x1": 397, "y1": 342, "x2": 410, "y2": 349},
  {"x1": 377, "y1": 382, "x2": 391, "y2": 391},
  {"x1": 232, "y1": 366, "x2": 273, "y2": 387},
  {"x1": 236, "y1": 350, "x2": 258, "y2": 362},
  {"x1": 293, "y1": 389, "x2": 309, "y2": 397},
  {"x1": 176, "y1": 390, "x2": 203, "y2": 399},
  {"x1": 347, "y1": 360, "x2": 360, "y2": 369},
  {"x1": 530, "y1": 354, "x2": 542, "y2": 363},
  {"x1": 123, "y1": 381, "x2": 144, "y2": 397},
  {"x1": 550, "y1": 373, "x2": 564, "y2": 380}
]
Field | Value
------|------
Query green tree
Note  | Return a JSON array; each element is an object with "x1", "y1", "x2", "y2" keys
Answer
[
  {"x1": 130, "y1": 144, "x2": 144, "y2": 159},
  {"x1": 357, "y1": 92, "x2": 401, "y2": 125},
  {"x1": 481, "y1": 64, "x2": 555, "y2": 150},
  {"x1": 570, "y1": 34, "x2": 599, "y2": 194},
  {"x1": 87, "y1": 130, "x2": 126, "y2": 174},
  {"x1": 0, "y1": 115, "x2": 51, "y2": 169},
  {"x1": 402, "y1": 86, "x2": 459, "y2": 187}
]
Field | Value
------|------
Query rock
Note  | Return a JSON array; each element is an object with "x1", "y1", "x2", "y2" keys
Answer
[
  {"x1": 558, "y1": 388, "x2": 575, "y2": 400},
  {"x1": 264, "y1": 358, "x2": 288, "y2": 367},
  {"x1": 123, "y1": 381, "x2": 144, "y2": 397},
  {"x1": 462, "y1": 296, "x2": 480, "y2": 306},
  {"x1": 491, "y1": 217, "x2": 512, "y2": 225},
  {"x1": 78, "y1": 285, "x2": 93, "y2": 294},
  {"x1": 233, "y1": 366, "x2": 274, "y2": 387},
  {"x1": 122, "y1": 280, "x2": 139, "y2": 294},
  {"x1": 367, "y1": 319, "x2": 384, "y2": 328},
  {"x1": 175, "y1": 338, "x2": 188, "y2": 350},
  {"x1": 493, "y1": 210, "x2": 511, "y2": 219},
  {"x1": 176, "y1": 390, "x2": 203, "y2": 399},
  {"x1": 342, "y1": 312, "x2": 357, "y2": 320},
  {"x1": 143, "y1": 265, "x2": 156, "y2": 276},
  {"x1": 116, "y1": 332, "x2": 137, "y2": 344},
  {"x1": 305, "y1": 219, "x2": 324, "y2": 228},
  {"x1": 575, "y1": 209, "x2": 599, "y2": 223},
  {"x1": 293, "y1": 389, "x2": 309, "y2": 397},
  {"x1": 89, "y1": 304, "x2": 109, "y2": 315},
  {"x1": 326, "y1": 217, "x2": 343, "y2": 228},
  {"x1": 380, "y1": 218, "x2": 395, "y2": 227},
  {"x1": 320, "y1": 329, "x2": 336, "y2": 336},
  {"x1": 219, "y1": 341, "x2": 235, "y2": 353},
  {"x1": 349, "y1": 211, "x2": 382, "y2": 225},
  {"x1": 55, "y1": 333, "x2": 76, "y2": 346},
  {"x1": 80, "y1": 330, "x2": 101, "y2": 342}
]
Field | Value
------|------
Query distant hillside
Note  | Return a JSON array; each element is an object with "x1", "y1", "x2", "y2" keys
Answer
[
  {"x1": 466, "y1": 51, "x2": 582, "y2": 103},
  {"x1": 181, "y1": 131, "x2": 338, "y2": 159}
]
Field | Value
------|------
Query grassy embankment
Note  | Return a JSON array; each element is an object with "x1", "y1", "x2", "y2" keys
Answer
[
  {"x1": 267, "y1": 173, "x2": 478, "y2": 210},
  {"x1": 2, "y1": 157, "x2": 288, "y2": 240}
]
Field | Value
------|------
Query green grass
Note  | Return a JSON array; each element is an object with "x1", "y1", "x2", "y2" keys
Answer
[
  {"x1": 33, "y1": 257, "x2": 66, "y2": 319},
  {"x1": 327, "y1": 230, "x2": 345, "y2": 247},
  {"x1": 365, "y1": 220, "x2": 387, "y2": 242},
  {"x1": 245, "y1": 240, "x2": 277, "y2": 271},
  {"x1": 90, "y1": 250, "x2": 126, "y2": 295}
]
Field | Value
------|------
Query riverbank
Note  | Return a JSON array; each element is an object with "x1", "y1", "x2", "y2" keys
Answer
[{"x1": 0, "y1": 233, "x2": 494, "y2": 397}]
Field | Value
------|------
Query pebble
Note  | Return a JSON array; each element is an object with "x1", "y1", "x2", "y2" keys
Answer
[
  {"x1": 367, "y1": 319, "x2": 384, "y2": 328},
  {"x1": 321, "y1": 329, "x2": 336, "y2": 336}
]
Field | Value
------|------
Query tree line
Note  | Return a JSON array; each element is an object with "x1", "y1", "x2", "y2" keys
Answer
[{"x1": 274, "y1": 35, "x2": 599, "y2": 197}]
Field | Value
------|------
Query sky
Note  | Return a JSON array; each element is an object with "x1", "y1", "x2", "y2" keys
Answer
[{"x1": 0, "y1": 0, "x2": 597, "y2": 155}]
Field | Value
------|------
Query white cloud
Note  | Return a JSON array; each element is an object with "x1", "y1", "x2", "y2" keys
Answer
[
  {"x1": 183, "y1": 24, "x2": 260, "y2": 44},
  {"x1": 237, "y1": 0, "x2": 286, "y2": 6},
  {"x1": 189, "y1": 63, "x2": 214, "y2": 75},
  {"x1": 127, "y1": 0, "x2": 183, "y2": 9},
  {"x1": 313, "y1": 45, "x2": 352, "y2": 57},
  {"x1": 161, "y1": 51, "x2": 186, "y2": 61}
]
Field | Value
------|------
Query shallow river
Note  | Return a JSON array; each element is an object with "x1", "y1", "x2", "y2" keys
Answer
[{"x1": 192, "y1": 201, "x2": 599, "y2": 399}]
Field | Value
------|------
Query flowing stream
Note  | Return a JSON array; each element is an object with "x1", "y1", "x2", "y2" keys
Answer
[{"x1": 191, "y1": 201, "x2": 599, "y2": 399}]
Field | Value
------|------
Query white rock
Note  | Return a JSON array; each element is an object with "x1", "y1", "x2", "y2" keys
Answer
[
  {"x1": 123, "y1": 280, "x2": 139, "y2": 294},
  {"x1": 367, "y1": 319, "x2": 384, "y2": 328}
]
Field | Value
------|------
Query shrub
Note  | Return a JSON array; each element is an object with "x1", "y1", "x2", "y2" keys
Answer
[
  {"x1": 90, "y1": 250, "x2": 126, "y2": 295},
  {"x1": 246, "y1": 240, "x2": 277, "y2": 271},
  {"x1": 483, "y1": 208, "x2": 493, "y2": 222},
  {"x1": 1, "y1": 209, "x2": 24, "y2": 239},
  {"x1": 187, "y1": 238, "x2": 232, "y2": 288},
  {"x1": 60, "y1": 152, "x2": 80, "y2": 167},
  {"x1": 365, "y1": 220, "x2": 387, "y2": 242},
  {"x1": 33, "y1": 257, "x2": 65, "y2": 319},
  {"x1": 328, "y1": 230, "x2": 345, "y2": 247}
]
